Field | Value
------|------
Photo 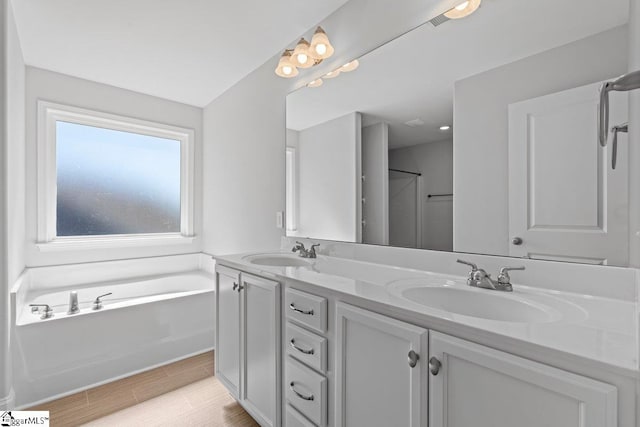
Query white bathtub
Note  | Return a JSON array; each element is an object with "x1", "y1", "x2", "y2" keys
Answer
[{"x1": 10, "y1": 254, "x2": 216, "y2": 408}]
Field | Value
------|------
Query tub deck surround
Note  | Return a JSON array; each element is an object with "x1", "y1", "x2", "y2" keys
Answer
[
  {"x1": 214, "y1": 250, "x2": 640, "y2": 376},
  {"x1": 10, "y1": 253, "x2": 216, "y2": 408}
]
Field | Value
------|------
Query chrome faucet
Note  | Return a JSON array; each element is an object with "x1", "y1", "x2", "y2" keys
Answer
[
  {"x1": 292, "y1": 241, "x2": 319, "y2": 258},
  {"x1": 67, "y1": 291, "x2": 80, "y2": 315},
  {"x1": 457, "y1": 259, "x2": 524, "y2": 292}
]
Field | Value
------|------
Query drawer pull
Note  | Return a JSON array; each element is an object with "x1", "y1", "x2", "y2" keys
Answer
[
  {"x1": 290, "y1": 382, "x2": 314, "y2": 401},
  {"x1": 289, "y1": 303, "x2": 314, "y2": 316},
  {"x1": 290, "y1": 339, "x2": 315, "y2": 355}
]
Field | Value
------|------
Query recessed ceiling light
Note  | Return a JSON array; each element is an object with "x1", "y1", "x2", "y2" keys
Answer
[
  {"x1": 444, "y1": 0, "x2": 481, "y2": 19},
  {"x1": 440, "y1": 125, "x2": 451, "y2": 131},
  {"x1": 404, "y1": 119, "x2": 425, "y2": 127}
]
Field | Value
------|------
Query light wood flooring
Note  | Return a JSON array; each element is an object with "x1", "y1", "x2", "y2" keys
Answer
[{"x1": 27, "y1": 351, "x2": 259, "y2": 427}]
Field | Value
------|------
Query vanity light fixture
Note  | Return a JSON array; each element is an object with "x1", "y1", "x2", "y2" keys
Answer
[
  {"x1": 444, "y1": 0, "x2": 481, "y2": 19},
  {"x1": 340, "y1": 60, "x2": 359, "y2": 72},
  {"x1": 275, "y1": 50, "x2": 299, "y2": 78},
  {"x1": 324, "y1": 69, "x2": 341, "y2": 79},
  {"x1": 440, "y1": 125, "x2": 451, "y2": 131},
  {"x1": 275, "y1": 26, "x2": 334, "y2": 78}
]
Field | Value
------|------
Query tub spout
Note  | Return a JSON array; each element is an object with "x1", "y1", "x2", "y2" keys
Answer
[{"x1": 67, "y1": 291, "x2": 80, "y2": 315}]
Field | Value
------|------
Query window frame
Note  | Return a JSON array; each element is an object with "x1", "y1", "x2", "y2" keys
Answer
[{"x1": 36, "y1": 100, "x2": 195, "y2": 251}]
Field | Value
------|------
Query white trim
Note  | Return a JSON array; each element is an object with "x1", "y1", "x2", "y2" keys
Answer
[
  {"x1": 36, "y1": 100, "x2": 195, "y2": 248},
  {"x1": 36, "y1": 234, "x2": 195, "y2": 252},
  {"x1": 0, "y1": 388, "x2": 15, "y2": 410},
  {"x1": 285, "y1": 147, "x2": 297, "y2": 231}
]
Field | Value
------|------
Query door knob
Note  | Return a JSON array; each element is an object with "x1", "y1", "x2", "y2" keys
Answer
[
  {"x1": 408, "y1": 350, "x2": 420, "y2": 368},
  {"x1": 511, "y1": 237, "x2": 523, "y2": 246},
  {"x1": 429, "y1": 356, "x2": 442, "y2": 375}
]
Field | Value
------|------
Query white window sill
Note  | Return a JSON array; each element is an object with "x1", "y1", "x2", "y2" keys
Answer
[{"x1": 36, "y1": 234, "x2": 196, "y2": 252}]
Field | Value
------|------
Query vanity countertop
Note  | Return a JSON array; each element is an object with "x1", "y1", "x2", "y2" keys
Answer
[{"x1": 214, "y1": 251, "x2": 639, "y2": 376}]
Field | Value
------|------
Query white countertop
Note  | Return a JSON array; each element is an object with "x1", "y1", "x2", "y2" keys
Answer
[{"x1": 215, "y1": 251, "x2": 640, "y2": 375}]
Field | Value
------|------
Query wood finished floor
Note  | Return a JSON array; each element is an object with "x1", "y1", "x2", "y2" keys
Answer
[{"x1": 28, "y1": 351, "x2": 259, "y2": 427}]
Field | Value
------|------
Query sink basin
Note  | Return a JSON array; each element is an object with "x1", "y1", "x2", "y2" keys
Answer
[
  {"x1": 396, "y1": 285, "x2": 557, "y2": 323},
  {"x1": 243, "y1": 254, "x2": 312, "y2": 267}
]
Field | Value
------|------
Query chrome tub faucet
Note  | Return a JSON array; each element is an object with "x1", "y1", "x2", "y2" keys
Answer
[{"x1": 67, "y1": 291, "x2": 80, "y2": 315}]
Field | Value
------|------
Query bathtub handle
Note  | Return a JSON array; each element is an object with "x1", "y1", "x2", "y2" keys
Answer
[
  {"x1": 93, "y1": 293, "x2": 113, "y2": 310},
  {"x1": 29, "y1": 304, "x2": 54, "y2": 320}
]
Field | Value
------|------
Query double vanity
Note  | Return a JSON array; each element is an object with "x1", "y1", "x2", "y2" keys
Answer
[{"x1": 214, "y1": 242, "x2": 639, "y2": 427}]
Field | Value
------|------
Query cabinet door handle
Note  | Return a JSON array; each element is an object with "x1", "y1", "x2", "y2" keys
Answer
[
  {"x1": 408, "y1": 350, "x2": 420, "y2": 368},
  {"x1": 289, "y1": 382, "x2": 314, "y2": 401},
  {"x1": 429, "y1": 356, "x2": 442, "y2": 375},
  {"x1": 290, "y1": 339, "x2": 315, "y2": 355},
  {"x1": 289, "y1": 303, "x2": 314, "y2": 316},
  {"x1": 232, "y1": 282, "x2": 238, "y2": 291},
  {"x1": 237, "y1": 284, "x2": 244, "y2": 292}
]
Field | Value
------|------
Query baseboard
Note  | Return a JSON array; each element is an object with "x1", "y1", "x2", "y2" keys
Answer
[{"x1": 0, "y1": 388, "x2": 15, "y2": 410}]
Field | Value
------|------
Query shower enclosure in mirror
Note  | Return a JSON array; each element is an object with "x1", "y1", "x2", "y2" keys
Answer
[{"x1": 286, "y1": 0, "x2": 632, "y2": 266}]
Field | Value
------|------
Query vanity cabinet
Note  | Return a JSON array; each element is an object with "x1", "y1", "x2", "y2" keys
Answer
[
  {"x1": 335, "y1": 302, "x2": 428, "y2": 427},
  {"x1": 429, "y1": 332, "x2": 617, "y2": 427},
  {"x1": 215, "y1": 265, "x2": 281, "y2": 427}
]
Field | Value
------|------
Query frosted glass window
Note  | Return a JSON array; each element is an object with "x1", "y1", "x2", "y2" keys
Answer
[{"x1": 56, "y1": 121, "x2": 181, "y2": 236}]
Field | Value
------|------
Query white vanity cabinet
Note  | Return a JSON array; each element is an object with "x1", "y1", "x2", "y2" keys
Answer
[
  {"x1": 335, "y1": 302, "x2": 429, "y2": 427},
  {"x1": 215, "y1": 265, "x2": 281, "y2": 427},
  {"x1": 429, "y1": 332, "x2": 617, "y2": 427}
]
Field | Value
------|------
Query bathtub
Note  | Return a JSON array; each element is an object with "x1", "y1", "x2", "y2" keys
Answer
[{"x1": 10, "y1": 254, "x2": 216, "y2": 408}]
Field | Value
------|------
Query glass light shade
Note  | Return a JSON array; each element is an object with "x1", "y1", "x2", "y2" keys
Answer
[
  {"x1": 323, "y1": 69, "x2": 341, "y2": 79},
  {"x1": 307, "y1": 78, "x2": 323, "y2": 88},
  {"x1": 275, "y1": 51, "x2": 299, "y2": 78},
  {"x1": 292, "y1": 38, "x2": 314, "y2": 69},
  {"x1": 340, "y1": 60, "x2": 359, "y2": 73},
  {"x1": 309, "y1": 26, "x2": 334, "y2": 59},
  {"x1": 444, "y1": 0, "x2": 481, "y2": 19}
]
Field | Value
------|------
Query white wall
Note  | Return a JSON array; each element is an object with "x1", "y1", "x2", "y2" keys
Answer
[
  {"x1": 293, "y1": 113, "x2": 361, "y2": 242},
  {"x1": 24, "y1": 67, "x2": 203, "y2": 266},
  {"x1": 362, "y1": 123, "x2": 389, "y2": 245},
  {"x1": 454, "y1": 26, "x2": 629, "y2": 256},
  {"x1": 201, "y1": 0, "x2": 459, "y2": 256},
  {"x1": 389, "y1": 140, "x2": 453, "y2": 251},
  {"x1": 1, "y1": 0, "x2": 25, "y2": 409}
]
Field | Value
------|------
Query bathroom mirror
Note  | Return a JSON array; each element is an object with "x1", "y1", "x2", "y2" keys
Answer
[{"x1": 286, "y1": 0, "x2": 632, "y2": 266}]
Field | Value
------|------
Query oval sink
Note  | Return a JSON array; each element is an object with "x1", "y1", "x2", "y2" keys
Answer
[
  {"x1": 397, "y1": 286, "x2": 557, "y2": 323},
  {"x1": 243, "y1": 254, "x2": 312, "y2": 268}
]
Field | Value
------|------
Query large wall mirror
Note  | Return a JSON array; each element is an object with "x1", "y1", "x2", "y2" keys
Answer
[{"x1": 286, "y1": 0, "x2": 632, "y2": 266}]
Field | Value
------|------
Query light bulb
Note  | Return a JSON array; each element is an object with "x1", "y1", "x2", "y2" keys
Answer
[
  {"x1": 440, "y1": 125, "x2": 451, "y2": 131},
  {"x1": 283, "y1": 66, "x2": 292, "y2": 75},
  {"x1": 275, "y1": 50, "x2": 299, "y2": 78},
  {"x1": 297, "y1": 53, "x2": 308, "y2": 65},
  {"x1": 292, "y1": 38, "x2": 313, "y2": 68},
  {"x1": 309, "y1": 27, "x2": 334, "y2": 59},
  {"x1": 455, "y1": 1, "x2": 469, "y2": 10}
]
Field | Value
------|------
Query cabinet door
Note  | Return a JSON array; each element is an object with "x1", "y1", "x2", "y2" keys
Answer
[
  {"x1": 241, "y1": 273, "x2": 281, "y2": 427},
  {"x1": 215, "y1": 266, "x2": 241, "y2": 398},
  {"x1": 335, "y1": 302, "x2": 428, "y2": 427},
  {"x1": 429, "y1": 332, "x2": 617, "y2": 427}
]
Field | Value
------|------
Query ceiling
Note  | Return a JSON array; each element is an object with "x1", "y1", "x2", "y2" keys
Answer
[
  {"x1": 10, "y1": 0, "x2": 349, "y2": 107},
  {"x1": 286, "y1": 0, "x2": 630, "y2": 149}
]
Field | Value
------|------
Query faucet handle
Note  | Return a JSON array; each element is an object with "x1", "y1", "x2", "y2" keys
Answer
[
  {"x1": 93, "y1": 292, "x2": 113, "y2": 310},
  {"x1": 309, "y1": 244, "x2": 320, "y2": 258},
  {"x1": 30, "y1": 304, "x2": 54, "y2": 319},
  {"x1": 456, "y1": 259, "x2": 478, "y2": 272},
  {"x1": 497, "y1": 266, "x2": 525, "y2": 285},
  {"x1": 292, "y1": 241, "x2": 306, "y2": 252}
]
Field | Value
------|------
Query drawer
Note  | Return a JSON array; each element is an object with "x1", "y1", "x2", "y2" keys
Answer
[
  {"x1": 285, "y1": 288, "x2": 327, "y2": 333},
  {"x1": 286, "y1": 322, "x2": 328, "y2": 373},
  {"x1": 286, "y1": 404, "x2": 317, "y2": 427},
  {"x1": 286, "y1": 356, "x2": 327, "y2": 427}
]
